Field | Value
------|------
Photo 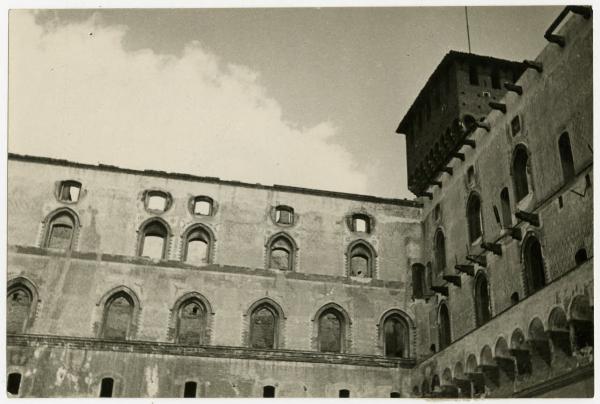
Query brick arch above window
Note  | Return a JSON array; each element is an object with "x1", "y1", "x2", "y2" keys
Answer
[
  {"x1": 345, "y1": 239, "x2": 377, "y2": 278},
  {"x1": 180, "y1": 223, "x2": 216, "y2": 265},
  {"x1": 312, "y1": 302, "x2": 352, "y2": 353},
  {"x1": 168, "y1": 292, "x2": 215, "y2": 345},
  {"x1": 41, "y1": 207, "x2": 81, "y2": 250},
  {"x1": 377, "y1": 308, "x2": 415, "y2": 359},
  {"x1": 7, "y1": 277, "x2": 40, "y2": 335},
  {"x1": 265, "y1": 232, "x2": 298, "y2": 271},
  {"x1": 244, "y1": 297, "x2": 287, "y2": 349},
  {"x1": 136, "y1": 217, "x2": 172, "y2": 259},
  {"x1": 95, "y1": 285, "x2": 141, "y2": 340}
]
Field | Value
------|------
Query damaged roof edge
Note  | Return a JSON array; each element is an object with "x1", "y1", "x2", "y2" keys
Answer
[
  {"x1": 7, "y1": 153, "x2": 422, "y2": 208},
  {"x1": 395, "y1": 50, "x2": 526, "y2": 135}
]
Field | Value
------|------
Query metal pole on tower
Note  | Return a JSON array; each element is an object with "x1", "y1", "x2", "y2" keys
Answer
[{"x1": 465, "y1": 6, "x2": 472, "y2": 53}]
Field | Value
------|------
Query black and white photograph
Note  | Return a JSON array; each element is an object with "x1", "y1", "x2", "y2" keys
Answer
[{"x1": 4, "y1": 2, "x2": 594, "y2": 399}]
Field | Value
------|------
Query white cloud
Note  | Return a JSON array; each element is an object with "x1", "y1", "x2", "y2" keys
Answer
[{"x1": 9, "y1": 11, "x2": 368, "y2": 194}]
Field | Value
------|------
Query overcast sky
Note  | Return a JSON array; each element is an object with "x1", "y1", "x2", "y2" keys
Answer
[{"x1": 9, "y1": 7, "x2": 562, "y2": 199}]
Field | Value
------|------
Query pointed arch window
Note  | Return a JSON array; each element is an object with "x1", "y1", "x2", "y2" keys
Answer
[
  {"x1": 7, "y1": 285, "x2": 33, "y2": 334},
  {"x1": 249, "y1": 303, "x2": 279, "y2": 349},
  {"x1": 383, "y1": 315, "x2": 410, "y2": 358},
  {"x1": 474, "y1": 274, "x2": 492, "y2": 327},
  {"x1": 138, "y1": 219, "x2": 169, "y2": 259},
  {"x1": 512, "y1": 146, "x2": 531, "y2": 201},
  {"x1": 267, "y1": 234, "x2": 296, "y2": 271},
  {"x1": 347, "y1": 241, "x2": 375, "y2": 278},
  {"x1": 467, "y1": 193, "x2": 483, "y2": 243},
  {"x1": 44, "y1": 212, "x2": 76, "y2": 250},
  {"x1": 523, "y1": 235, "x2": 546, "y2": 295},
  {"x1": 317, "y1": 308, "x2": 346, "y2": 353},
  {"x1": 434, "y1": 230, "x2": 447, "y2": 274},
  {"x1": 558, "y1": 132, "x2": 575, "y2": 182},
  {"x1": 101, "y1": 292, "x2": 134, "y2": 340},
  {"x1": 438, "y1": 303, "x2": 451, "y2": 350},
  {"x1": 177, "y1": 298, "x2": 207, "y2": 345},
  {"x1": 182, "y1": 225, "x2": 213, "y2": 265}
]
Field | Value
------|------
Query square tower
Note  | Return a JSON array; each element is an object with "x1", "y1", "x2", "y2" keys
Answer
[{"x1": 396, "y1": 51, "x2": 526, "y2": 196}]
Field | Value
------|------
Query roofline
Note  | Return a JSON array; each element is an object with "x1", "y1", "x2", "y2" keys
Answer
[
  {"x1": 7, "y1": 153, "x2": 422, "y2": 208},
  {"x1": 395, "y1": 50, "x2": 525, "y2": 135}
]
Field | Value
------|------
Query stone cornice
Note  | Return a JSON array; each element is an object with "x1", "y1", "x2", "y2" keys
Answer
[{"x1": 7, "y1": 334, "x2": 416, "y2": 369}]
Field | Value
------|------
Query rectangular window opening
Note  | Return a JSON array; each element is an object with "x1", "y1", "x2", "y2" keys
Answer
[
  {"x1": 184, "y1": 381, "x2": 197, "y2": 398},
  {"x1": 100, "y1": 378, "x2": 114, "y2": 398},
  {"x1": 7, "y1": 373, "x2": 21, "y2": 396}
]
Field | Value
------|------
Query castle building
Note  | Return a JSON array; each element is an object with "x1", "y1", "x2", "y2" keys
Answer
[{"x1": 6, "y1": 6, "x2": 593, "y2": 398}]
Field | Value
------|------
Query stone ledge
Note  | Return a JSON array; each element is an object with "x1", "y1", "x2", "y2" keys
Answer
[
  {"x1": 9, "y1": 245, "x2": 405, "y2": 289},
  {"x1": 7, "y1": 334, "x2": 416, "y2": 369}
]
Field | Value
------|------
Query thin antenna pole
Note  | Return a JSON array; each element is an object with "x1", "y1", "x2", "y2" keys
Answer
[{"x1": 465, "y1": 6, "x2": 472, "y2": 53}]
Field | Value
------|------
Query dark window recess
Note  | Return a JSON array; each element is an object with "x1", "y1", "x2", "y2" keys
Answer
[
  {"x1": 558, "y1": 133, "x2": 575, "y2": 182},
  {"x1": 100, "y1": 378, "x2": 114, "y2": 398},
  {"x1": 178, "y1": 300, "x2": 206, "y2": 345},
  {"x1": 102, "y1": 294, "x2": 133, "y2": 340},
  {"x1": 59, "y1": 181, "x2": 81, "y2": 202},
  {"x1": 500, "y1": 188, "x2": 512, "y2": 228},
  {"x1": 263, "y1": 386, "x2": 275, "y2": 398},
  {"x1": 318, "y1": 310, "x2": 342, "y2": 353},
  {"x1": 511, "y1": 292, "x2": 520, "y2": 305},
  {"x1": 558, "y1": 195, "x2": 564, "y2": 209},
  {"x1": 467, "y1": 194, "x2": 483, "y2": 243},
  {"x1": 434, "y1": 231, "x2": 447, "y2": 274},
  {"x1": 391, "y1": 392, "x2": 401, "y2": 398},
  {"x1": 7, "y1": 287, "x2": 32, "y2": 334},
  {"x1": 467, "y1": 166, "x2": 475, "y2": 186},
  {"x1": 411, "y1": 264, "x2": 426, "y2": 299},
  {"x1": 511, "y1": 116, "x2": 521, "y2": 136},
  {"x1": 7, "y1": 373, "x2": 21, "y2": 396},
  {"x1": 491, "y1": 69, "x2": 501, "y2": 89},
  {"x1": 523, "y1": 237, "x2": 546, "y2": 295},
  {"x1": 184, "y1": 381, "x2": 197, "y2": 398},
  {"x1": 469, "y1": 65, "x2": 479, "y2": 85},
  {"x1": 575, "y1": 249, "x2": 588, "y2": 265},
  {"x1": 339, "y1": 389, "x2": 350, "y2": 398},
  {"x1": 438, "y1": 304, "x2": 451, "y2": 350},
  {"x1": 513, "y1": 147, "x2": 530, "y2": 201},
  {"x1": 384, "y1": 316, "x2": 409, "y2": 358},
  {"x1": 474, "y1": 275, "x2": 492, "y2": 326},
  {"x1": 250, "y1": 305, "x2": 276, "y2": 349}
]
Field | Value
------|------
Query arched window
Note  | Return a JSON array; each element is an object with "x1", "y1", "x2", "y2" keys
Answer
[
  {"x1": 317, "y1": 307, "x2": 346, "y2": 353},
  {"x1": 347, "y1": 241, "x2": 375, "y2": 278},
  {"x1": 383, "y1": 315, "x2": 410, "y2": 358},
  {"x1": 500, "y1": 187, "x2": 512, "y2": 228},
  {"x1": 44, "y1": 212, "x2": 76, "y2": 249},
  {"x1": 558, "y1": 132, "x2": 575, "y2": 182},
  {"x1": 184, "y1": 381, "x2": 197, "y2": 398},
  {"x1": 434, "y1": 230, "x2": 447, "y2": 274},
  {"x1": 263, "y1": 385, "x2": 275, "y2": 398},
  {"x1": 512, "y1": 146, "x2": 530, "y2": 201},
  {"x1": 101, "y1": 292, "x2": 134, "y2": 340},
  {"x1": 474, "y1": 274, "x2": 491, "y2": 327},
  {"x1": 7, "y1": 285, "x2": 33, "y2": 334},
  {"x1": 138, "y1": 219, "x2": 169, "y2": 259},
  {"x1": 522, "y1": 236, "x2": 546, "y2": 295},
  {"x1": 99, "y1": 377, "x2": 114, "y2": 397},
  {"x1": 250, "y1": 304, "x2": 278, "y2": 349},
  {"x1": 177, "y1": 298, "x2": 207, "y2": 345},
  {"x1": 182, "y1": 225, "x2": 213, "y2": 265},
  {"x1": 267, "y1": 233, "x2": 296, "y2": 271},
  {"x1": 467, "y1": 193, "x2": 482, "y2": 243},
  {"x1": 411, "y1": 264, "x2": 426, "y2": 299},
  {"x1": 438, "y1": 303, "x2": 451, "y2": 350}
]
